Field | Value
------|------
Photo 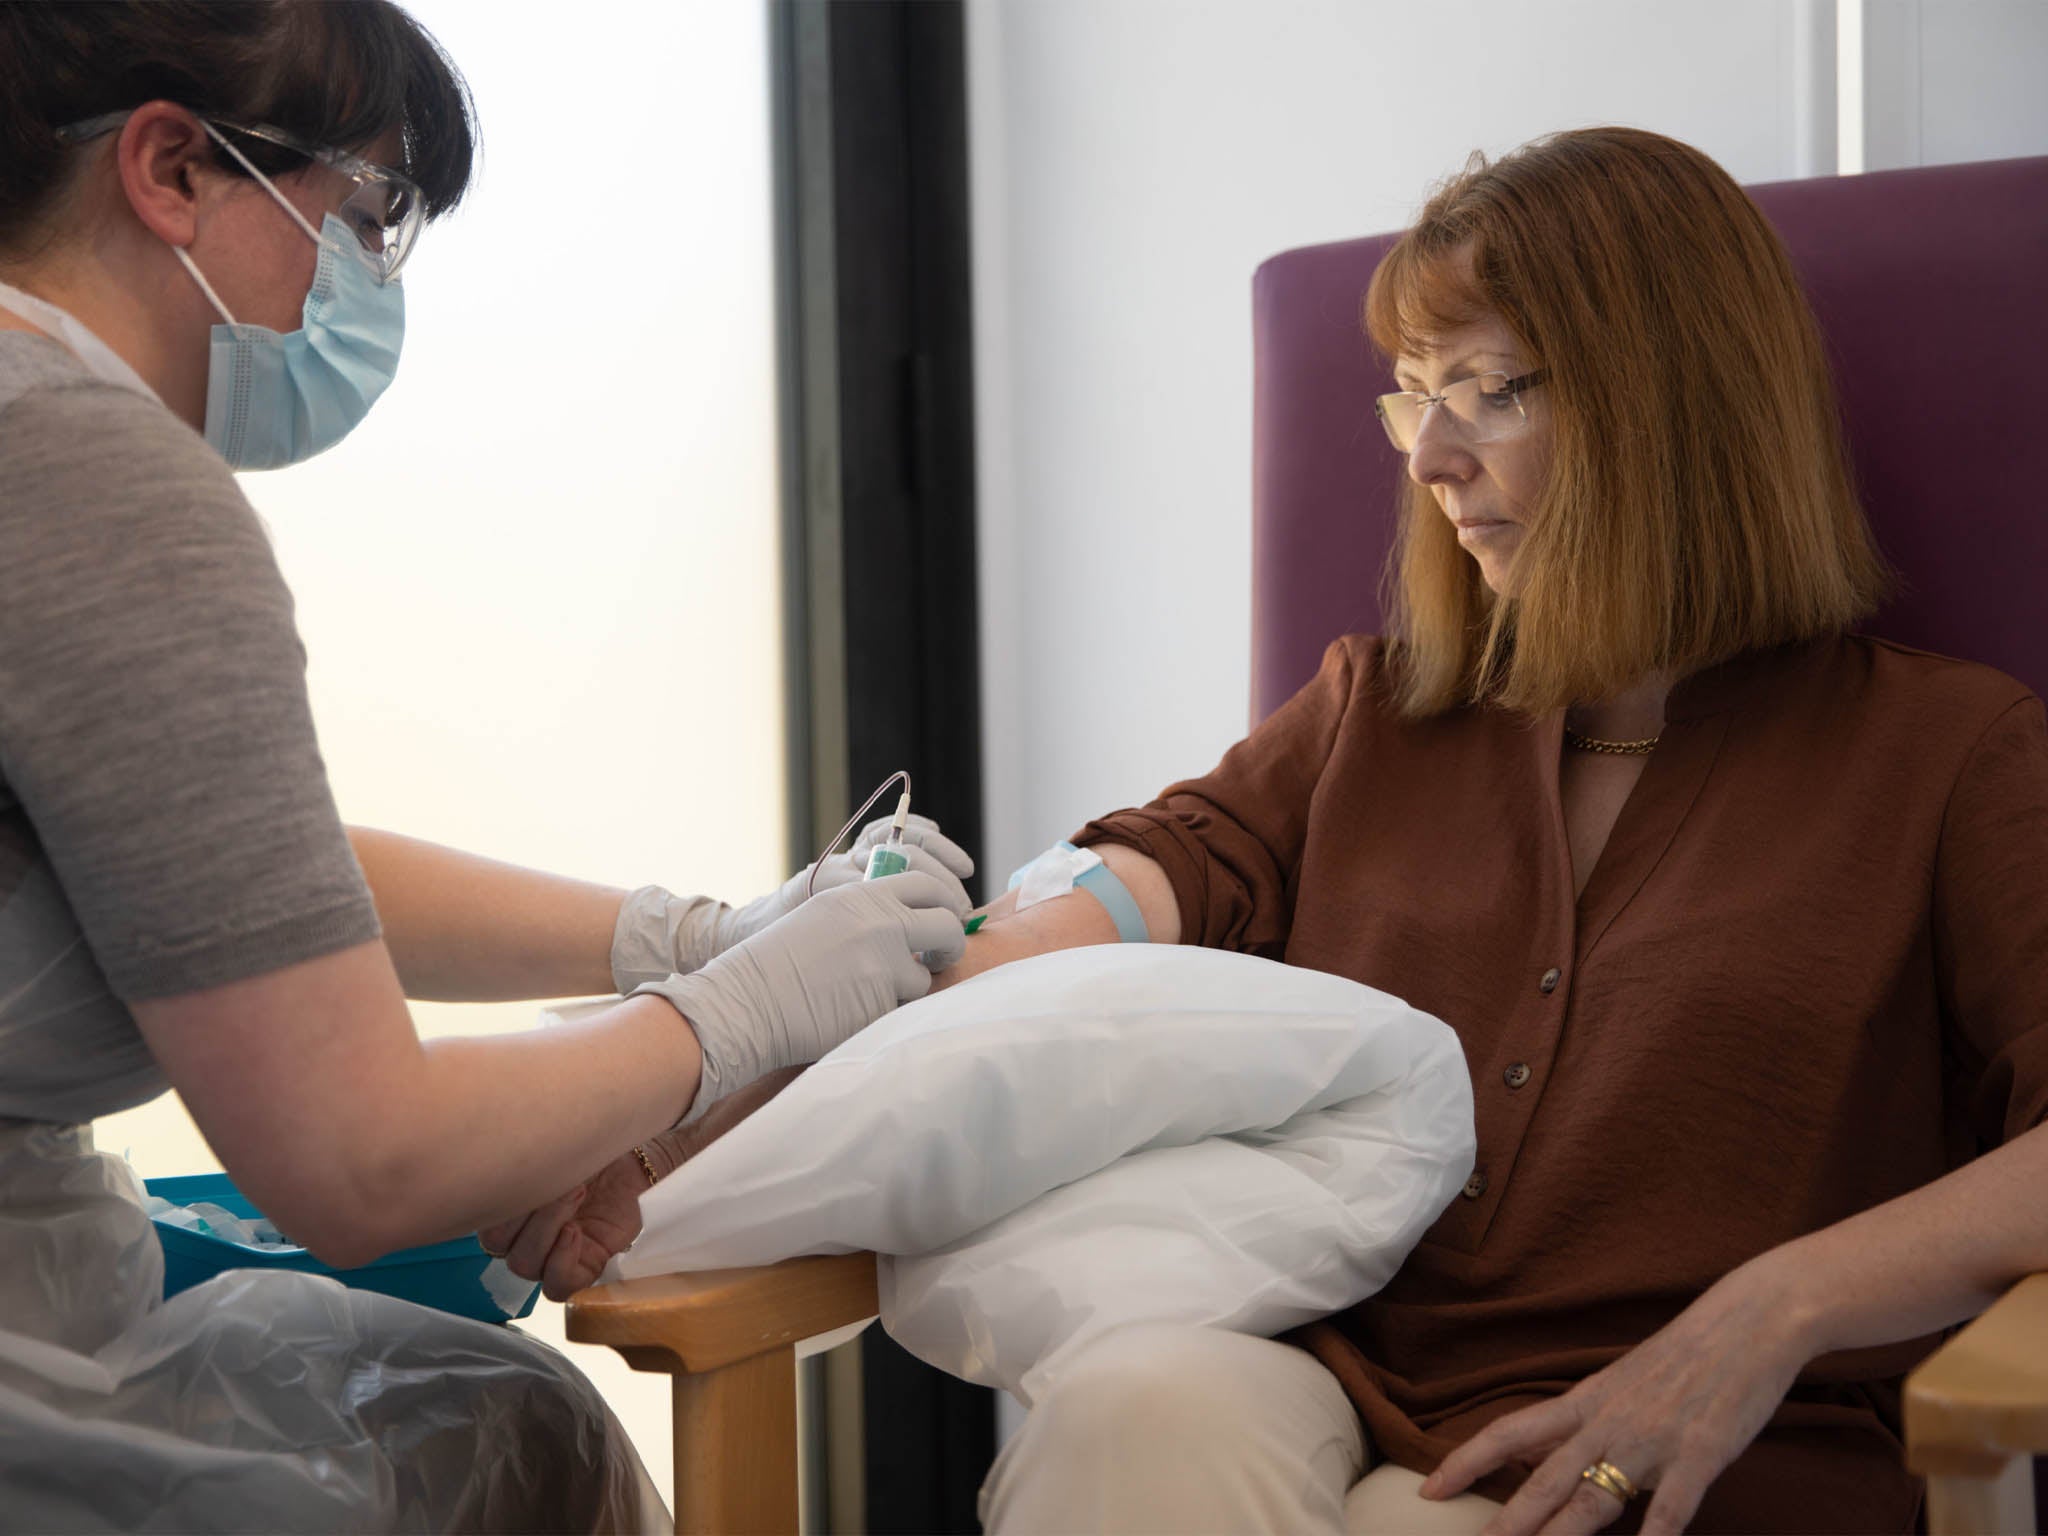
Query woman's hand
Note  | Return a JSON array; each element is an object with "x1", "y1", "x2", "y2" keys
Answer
[
  {"x1": 477, "y1": 1067, "x2": 805, "y2": 1301},
  {"x1": 1420, "y1": 1254, "x2": 1817, "y2": 1535},
  {"x1": 478, "y1": 1140, "x2": 676, "y2": 1303}
]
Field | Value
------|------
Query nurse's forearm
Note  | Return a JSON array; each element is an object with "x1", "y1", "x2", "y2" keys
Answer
[
  {"x1": 133, "y1": 940, "x2": 703, "y2": 1268},
  {"x1": 933, "y1": 843, "x2": 1181, "y2": 991},
  {"x1": 347, "y1": 827, "x2": 622, "y2": 1000},
  {"x1": 366, "y1": 997, "x2": 707, "y2": 1252}
]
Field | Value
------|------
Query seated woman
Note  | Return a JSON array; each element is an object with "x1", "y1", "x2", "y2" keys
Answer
[{"x1": 944, "y1": 127, "x2": 2048, "y2": 1535}]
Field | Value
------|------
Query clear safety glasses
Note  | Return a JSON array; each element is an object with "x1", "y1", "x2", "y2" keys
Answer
[
  {"x1": 1374, "y1": 368, "x2": 1549, "y2": 454},
  {"x1": 56, "y1": 111, "x2": 426, "y2": 283}
]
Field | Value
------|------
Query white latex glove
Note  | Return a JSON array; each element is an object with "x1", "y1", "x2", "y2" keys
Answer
[
  {"x1": 610, "y1": 814, "x2": 975, "y2": 992},
  {"x1": 634, "y1": 872, "x2": 968, "y2": 1122}
]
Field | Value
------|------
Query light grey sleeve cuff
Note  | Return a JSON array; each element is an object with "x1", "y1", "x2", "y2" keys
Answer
[
  {"x1": 611, "y1": 884, "x2": 730, "y2": 993},
  {"x1": 629, "y1": 971, "x2": 757, "y2": 1126}
]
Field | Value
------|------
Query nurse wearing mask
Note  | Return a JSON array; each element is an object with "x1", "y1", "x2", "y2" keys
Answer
[{"x1": 0, "y1": 2, "x2": 969, "y2": 1528}]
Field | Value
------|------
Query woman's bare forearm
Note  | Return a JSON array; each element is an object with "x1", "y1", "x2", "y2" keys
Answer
[
  {"x1": 934, "y1": 843, "x2": 1182, "y2": 991},
  {"x1": 1763, "y1": 1116, "x2": 2048, "y2": 1359},
  {"x1": 348, "y1": 827, "x2": 625, "y2": 1001},
  {"x1": 645, "y1": 1065, "x2": 805, "y2": 1169}
]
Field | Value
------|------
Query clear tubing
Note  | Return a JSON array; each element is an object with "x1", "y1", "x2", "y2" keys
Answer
[{"x1": 806, "y1": 771, "x2": 912, "y2": 899}]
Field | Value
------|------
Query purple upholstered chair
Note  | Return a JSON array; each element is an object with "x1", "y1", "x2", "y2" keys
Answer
[{"x1": 1248, "y1": 155, "x2": 2048, "y2": 1533}]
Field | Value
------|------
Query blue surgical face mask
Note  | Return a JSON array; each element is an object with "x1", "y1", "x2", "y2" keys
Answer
[{"x1": 171, "y1": 144, "x2": 405, "y2": 471}]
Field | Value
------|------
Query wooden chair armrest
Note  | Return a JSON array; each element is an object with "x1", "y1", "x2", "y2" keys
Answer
[
  {"x1": 565, "y1": 1251, "x2": 879, "y2": 1374},
  {"x1": 1906, "y1": 1271, "x2": 2048, "y2": 1535},
  {"x1": 565, "y1": 1253, "x2": 879, "y2": 1534}
]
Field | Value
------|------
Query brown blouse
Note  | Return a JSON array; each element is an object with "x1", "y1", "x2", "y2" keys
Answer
[{"x1": 1074, "y1": 633, "x2": 2048, "y2": 1534}]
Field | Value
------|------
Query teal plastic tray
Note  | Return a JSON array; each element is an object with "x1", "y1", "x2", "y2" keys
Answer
[{"x1": 144, "y1": 1173, "x2": 540, "y2": 1324}]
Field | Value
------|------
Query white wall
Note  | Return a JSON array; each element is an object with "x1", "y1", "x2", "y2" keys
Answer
[
  {"x1": 1854, "y1": 0, "x2": 2048, "y2": 170},
  {"x1": 967, "y1": 0, "x2": 2047, "y2": 895}
]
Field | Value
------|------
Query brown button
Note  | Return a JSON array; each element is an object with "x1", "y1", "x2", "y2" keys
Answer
[
  {"x1": 1461, "y1": 1170, "x2": 1488, "y2": 1200},
  {"x1": 1539, "y1": 966, "x2": 1562, "y2": 994},
  {"x1": 1503, "y1": 1062, "x2": 1532, "y2": 1089}
]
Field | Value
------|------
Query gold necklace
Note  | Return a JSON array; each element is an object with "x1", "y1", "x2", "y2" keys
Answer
[{"x1": 1564, "y1": 727, "x2": 1661, "y2": 756}]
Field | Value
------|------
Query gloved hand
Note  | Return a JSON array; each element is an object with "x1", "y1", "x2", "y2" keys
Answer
[
  {"x1": 635, "y1": 871, "x2": 968, "y2": 1122},
  {"x1": 610, "y1": 814, "x2": 975, "y2": 992}
]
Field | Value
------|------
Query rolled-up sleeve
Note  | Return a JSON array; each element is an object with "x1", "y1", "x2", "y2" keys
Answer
[{"x1": 1073, "y1": 636, "x2": 1369, "y2": 956}]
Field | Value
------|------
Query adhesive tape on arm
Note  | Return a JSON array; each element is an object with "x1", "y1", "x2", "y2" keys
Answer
[
  {"x1": 1069, "y1": 846, "x2": 1149, "y2": 943},
  {"x1": 1007, "y1": 840, "x2": 1148, "y2": 942}
]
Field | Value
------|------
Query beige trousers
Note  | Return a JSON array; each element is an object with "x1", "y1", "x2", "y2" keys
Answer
[{"x1": 979, "y1": 1325, "x2": 1505, "y2": 1536}]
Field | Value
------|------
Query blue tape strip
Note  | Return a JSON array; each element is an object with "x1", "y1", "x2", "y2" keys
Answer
[{"x1": 1064, "y1": 842, "x2": 1150, "y2": 944}]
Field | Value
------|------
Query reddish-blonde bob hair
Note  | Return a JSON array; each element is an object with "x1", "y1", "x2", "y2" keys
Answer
[{"x1": 1364, "y1": 126, "x2": 1889, "y2": 718}]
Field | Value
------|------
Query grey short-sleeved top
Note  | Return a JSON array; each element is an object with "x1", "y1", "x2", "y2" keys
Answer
[{"x1": 0, "y1": 333, "x2": 381, "y2": 1125}]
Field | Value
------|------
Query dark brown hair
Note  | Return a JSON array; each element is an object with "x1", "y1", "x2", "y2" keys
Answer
[
  {"x1": 0, "y1": 0, "x2": 476, "y2": 256},
  {"x1": 1364, "y1": 126, "x2": 1890, "y2": 718}
]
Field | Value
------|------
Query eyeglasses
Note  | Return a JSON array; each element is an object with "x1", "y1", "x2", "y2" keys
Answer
[
  {"x1": 1374, "y1": 369, "x2": 1548, "y2": 454},
  {"x1": 56, "y1": 111, "x2": 425, "y2": 283}
]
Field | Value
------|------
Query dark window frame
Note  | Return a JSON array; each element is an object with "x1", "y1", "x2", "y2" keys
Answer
[{"x1": 771, "y1": 1, "x2": 992, "y2": 1529}]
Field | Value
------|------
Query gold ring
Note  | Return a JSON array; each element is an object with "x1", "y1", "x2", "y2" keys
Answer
[
  {"x1": 631, "y1": 1145, "x2": 661, "y2": 1188},
  {"x1": 1580, "y1": 1460, "x2": 1640, "y2": 1502}
]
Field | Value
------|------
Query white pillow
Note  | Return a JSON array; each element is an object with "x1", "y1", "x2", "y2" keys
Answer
[
  {"x1": 611, "y1": 946, "x2": 1473, "y2": 1308},
  {"x1": 883, "y1": 1060, "x2": 1474, "y2": 1403}
]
